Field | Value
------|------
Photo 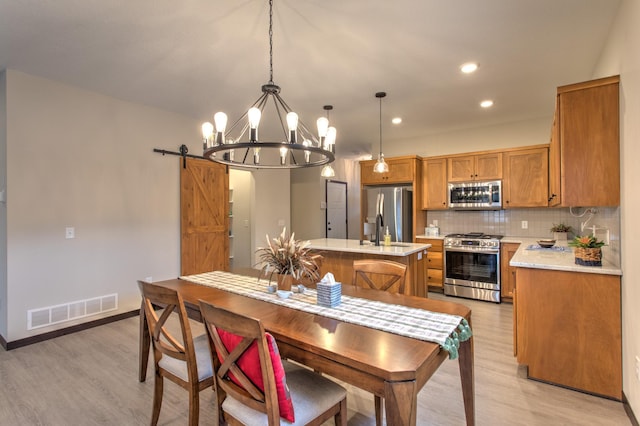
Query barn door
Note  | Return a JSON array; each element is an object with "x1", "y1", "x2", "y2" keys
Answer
[{"x1": 180, "y1": 157, "x2": 229, "y2": 275}]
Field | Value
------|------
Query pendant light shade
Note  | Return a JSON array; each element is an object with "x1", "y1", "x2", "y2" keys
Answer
[{"x1": 373, "y1": 92, "x2": 389, "y2": 173}]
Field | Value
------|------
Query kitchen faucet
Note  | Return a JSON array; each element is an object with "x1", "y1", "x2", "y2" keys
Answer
[
  {"x1": 375, "y1": 213, "x2": 383, "y2": 246},
  {"x1": 374, "y1": 193, "x2": 384, "y2": 246}
]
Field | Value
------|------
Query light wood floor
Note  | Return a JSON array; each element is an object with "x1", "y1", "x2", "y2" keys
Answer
[{"x1": 0, "y1": 293, "x2": 630, "y2": 425}]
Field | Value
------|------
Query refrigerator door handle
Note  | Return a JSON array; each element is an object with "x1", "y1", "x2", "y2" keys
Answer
[{"x1": 394, "y1": 188, "x2": 401, "y2": 242}]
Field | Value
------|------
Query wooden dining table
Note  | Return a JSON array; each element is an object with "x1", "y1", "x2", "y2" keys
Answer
[{"x1": 138, "y1": 271, "x2": 475, "y2": 426}]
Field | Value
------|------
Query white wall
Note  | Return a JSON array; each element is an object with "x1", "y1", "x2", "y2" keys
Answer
[
  {"x1": 228, "y1": 169, "x2": 253, "y2": 269},
  {"x1": 594, "y1": 0, "x2": 640, "y2": 415},
  {"x1": 381, "y1": 116, "x2": 552, "y2": 158},
  {"x1": 0, "y1": 70, "x2": 8, "y2": 337},
  {"x1": 251, "y1": 169, "x2": 290, "y2": 267},
  {"x1": 3, "y1": 70, "x2": 201, "y2": 342}
]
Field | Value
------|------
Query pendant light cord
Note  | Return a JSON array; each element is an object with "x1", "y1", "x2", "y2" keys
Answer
[
  {"x1": 379, "y1": 96, "x2": 383, "y2": 155},
  {"x1": 268, "y1": 0, "x2": 274, "y2": 84}
]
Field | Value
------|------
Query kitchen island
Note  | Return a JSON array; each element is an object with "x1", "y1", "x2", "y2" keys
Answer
[
  {"x1": 507, "y1": 238, "x2": 622, "y2": 400},
  {"x1": 307, "y1": 238, "x2": 431, "y2": 297}
]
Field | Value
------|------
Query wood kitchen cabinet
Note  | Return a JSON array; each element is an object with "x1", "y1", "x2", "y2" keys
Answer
[
  {"x1": 502, "y1": 147, "x2": 548, "y2": 208},
  {"x1": 360, "y1": 156, "x2": 416, "y2": 185},
  {"x1": 416, "y1": 238, "x2": 444, "y2": 291},
  {"x1": 499, "y1": 243, "x2": 519, "y2": 302},
  {"x1": 447, "y1": 152, "x2": 502, "y2": 182},
  {"x1": 549, "y1": 75, "x2": 620, "y2": 207},
  {"x1": 514, "y1": 267, "x2": 621, "y2": 400},
  {"x1": 421, "y1": 158, "x2": 448, "y2": 209}
]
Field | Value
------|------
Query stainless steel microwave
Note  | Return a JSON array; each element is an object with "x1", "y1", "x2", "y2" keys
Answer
[{"x1": 448, "y1": 180, "x2": 502, "y2": 210}]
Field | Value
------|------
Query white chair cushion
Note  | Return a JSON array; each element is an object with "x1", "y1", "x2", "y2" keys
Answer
[
  {"x1": 158, "y1": 333, "x2": 213, "y2": 382},
  {"x1": 222, "y1": 361, "x2": 346, "y2": 426}
]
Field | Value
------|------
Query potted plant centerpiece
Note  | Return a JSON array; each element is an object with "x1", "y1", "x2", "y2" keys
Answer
[
  {"x1": 568, "y1": 235, "x2": 605, "y2": 266},
  {"x1": 256, "y1": 228, "x2": 320, "y2": 291},
  {"x1": 550, "y1": 223, "x2": 572, "y2": 241}
]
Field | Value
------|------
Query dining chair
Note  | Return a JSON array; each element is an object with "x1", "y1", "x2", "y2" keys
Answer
[
  {"x1": 351, "y1": 259, "x2": 408, "y2": 425},
  {"x1": 352, "y1": 259, "x2": 408, "y2": 294},
  {"x1": 198, "y1": 300, "x2": 347, "y2": 426},
  {"x1": 138, "y1": 281, "x2": 214, "y2": 426}
]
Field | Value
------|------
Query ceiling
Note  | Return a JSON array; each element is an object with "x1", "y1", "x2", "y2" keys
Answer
[{"x1": 0, "y1": 0, "x2": 621, "y2": 158}]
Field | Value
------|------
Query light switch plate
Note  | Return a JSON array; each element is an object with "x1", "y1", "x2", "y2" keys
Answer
[{"x1": 65, "y1": 227, "x2": 75, "y2": 239}]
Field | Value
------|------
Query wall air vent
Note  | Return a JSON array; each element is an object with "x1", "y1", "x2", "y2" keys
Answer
[{"x1": 27, "y1": 293, "x2": 118, "y2": 330}]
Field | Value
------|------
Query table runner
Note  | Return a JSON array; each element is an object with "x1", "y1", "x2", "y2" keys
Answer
[{"x1": 180, "y1": 271, "x2": 472, "y2": 359}]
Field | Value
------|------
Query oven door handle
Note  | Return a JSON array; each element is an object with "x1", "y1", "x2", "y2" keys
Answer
[{"x1": 444, "y1": 247, "x2": 499, "y2": 254}]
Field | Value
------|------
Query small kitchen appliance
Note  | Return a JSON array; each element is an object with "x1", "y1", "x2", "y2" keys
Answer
[{"x1": 448, "y1": 180, "x2": 502, "y2": 210}]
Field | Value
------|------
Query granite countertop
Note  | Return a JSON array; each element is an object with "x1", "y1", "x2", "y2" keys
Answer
[
  {"x1": 415, "y1": 234, "x2": 445, "y2": 240},
  {"x1": 307, "y1": 238, "x2": 430, "y2": 257},
  {"x1": 505, "y1": 237, "x2": 622, "y2": 276}
]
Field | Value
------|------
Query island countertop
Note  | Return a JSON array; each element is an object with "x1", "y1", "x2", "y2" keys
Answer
[
  {"x1": 507, "y1": 237, "x2": 622, "y2": 276},
  {"x1": 307, "y1": 238, "x2": 431, "y2": 257}
]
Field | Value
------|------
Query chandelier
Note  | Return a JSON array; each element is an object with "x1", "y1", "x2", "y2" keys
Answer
[{"x1": 201, "y1": 0, "x2": 336, "y2": 169}]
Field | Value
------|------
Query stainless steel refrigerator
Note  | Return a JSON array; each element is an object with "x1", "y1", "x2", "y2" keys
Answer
[{"x1": 365, "y1": 185, "x2": 413, "y2": 242}]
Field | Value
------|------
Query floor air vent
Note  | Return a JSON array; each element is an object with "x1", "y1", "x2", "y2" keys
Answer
[{"x1": 27, "y1": 293, "x2": 118, "y2": 330}]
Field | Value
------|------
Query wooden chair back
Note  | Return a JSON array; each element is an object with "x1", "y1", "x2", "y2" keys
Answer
[
  {"x1": 198, "y1": 301, "x2": 281, "y2": 425},
  {"x1": 200, "y1": 299, "x2": 348, "y2": 426},
  {"x1": 138, "y1": 281, "x2": 213, "y2": 426},
  {"x1": 352, "y1": 259, "x2": 408, "y2": 294}
]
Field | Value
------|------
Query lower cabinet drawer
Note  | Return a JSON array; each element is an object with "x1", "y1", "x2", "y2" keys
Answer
[
  {"x1": 427, "y1": 268, "x2": 443, "y2": 285},
  {"x1": 427, "y1": 251, "x2": 443, "y2": 269}
]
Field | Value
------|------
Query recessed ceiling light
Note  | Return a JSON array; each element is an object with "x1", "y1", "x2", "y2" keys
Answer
[
  {"x1": 460, "y1": 62, "x2": 479, "y2": 74},
  {"x1": 480, "y1": 100, "x2": 494, "y2": 108},
  {"x1": 392, "y1": 117, "x2": 402, "y2": 125}
]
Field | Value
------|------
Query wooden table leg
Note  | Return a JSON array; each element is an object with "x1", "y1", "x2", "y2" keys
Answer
[
  {"x1": 458, "y1": 334, "x2": 475, "y2": 426},
  {"x1": 383, "y1": 380, "x2": 417, "y2": 425},
  {"x1": 139, "y1": 301, "x2": 150, "y2": 382}
]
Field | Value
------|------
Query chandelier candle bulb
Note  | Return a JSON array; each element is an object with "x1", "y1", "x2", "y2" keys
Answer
[{"x1": 286, "y1": 112, "x2": 298, "y2": 143}]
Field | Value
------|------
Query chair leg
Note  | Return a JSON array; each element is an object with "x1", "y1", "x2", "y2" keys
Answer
[
  {"x1": 151, "y1": 373, "x2": 164, "y2": 426},
  {"x1": 335, "y1": 397, "x2": 348, "y2": 426},
  {"x1": 188, "y1": 387, "x2": 199, "y2": 426},
  {"x1": 374, "y1": 395, "x2": 383, "y2": 426}
]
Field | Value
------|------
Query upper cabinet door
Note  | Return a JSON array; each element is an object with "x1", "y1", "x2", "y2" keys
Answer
[
  {"x1": 447, "y1": 153, "x2": 502, "y2": 182},
  {"x1": 475, "y1": 153, "x2": 503, "y2": 180},
  {"x1": 421, "y1": 158, "x2": 448, "y2": 209},
  {"x1": 503, "y1": 147, "x2": 549, "y2": 208},
  {"x1": 548, "y1": 101, "x2": 561, "y2": 207},
  {"x1": 557, "y1": 76, "x2": 620, "y2": 207}
]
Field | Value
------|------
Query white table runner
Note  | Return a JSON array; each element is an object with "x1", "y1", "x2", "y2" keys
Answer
[{"x1": 180, "y1": 271, "x2": 472, "y2": 359}]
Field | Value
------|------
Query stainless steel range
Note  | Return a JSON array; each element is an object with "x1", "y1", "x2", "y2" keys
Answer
[{"x1": 443, "y1": 232, "x2": 502, "y2": 303}]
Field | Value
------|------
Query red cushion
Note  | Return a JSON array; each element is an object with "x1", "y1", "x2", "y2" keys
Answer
[{"x1": 216, "y1": 329, "x2": 295, "y2": 422}]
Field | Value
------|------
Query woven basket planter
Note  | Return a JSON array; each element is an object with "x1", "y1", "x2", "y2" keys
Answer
[{"x1": 574, "y1": 247, "x2": 602, "y2": 266}]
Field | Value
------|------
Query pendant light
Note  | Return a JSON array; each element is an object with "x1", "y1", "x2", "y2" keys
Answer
[
  {"x1": 373, "y1": 92, "x2": 389, "y2": 173},
  {"x1": 319, "y1": 105, "x2": 336, "y2": 178}
]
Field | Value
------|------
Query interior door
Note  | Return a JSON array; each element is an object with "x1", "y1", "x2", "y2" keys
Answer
[
  {"x1": 326, "y1": 180, "x2": 347, "y2": 238},
  {"x1": 180, "y1": 157, "x2": 229, "y2": 275}
]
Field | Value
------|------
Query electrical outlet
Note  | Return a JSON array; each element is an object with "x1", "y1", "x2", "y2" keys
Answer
[
  {"x1": 635, "y1": 356, "x2": 640, "y2": 381},
  {"x1": 65, "y1": 227, "x2": 75, "y2": 239},
  {"x1": 145, "y1": 276, "x2": 153, "y2": 283},
  {"x1": 433, "y1": 219, "x2": 439, "y2": 226},
  {"x1": 521, "y1": 221, "x2": 528, "y2": 229}
]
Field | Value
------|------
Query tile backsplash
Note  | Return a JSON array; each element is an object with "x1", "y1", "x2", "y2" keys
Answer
[{"x1": 426, "y1": 207, "x2": 620, "y2": 266}]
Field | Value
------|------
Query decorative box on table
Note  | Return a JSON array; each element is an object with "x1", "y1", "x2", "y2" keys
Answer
[{"x1": 317, "y1": 282, "x2": 341, "y2": 308}]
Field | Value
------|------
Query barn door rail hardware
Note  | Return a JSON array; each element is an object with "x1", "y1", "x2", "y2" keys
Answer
[{"x1": 153, "y1": 145, "x2": 205, "y2": 168}]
